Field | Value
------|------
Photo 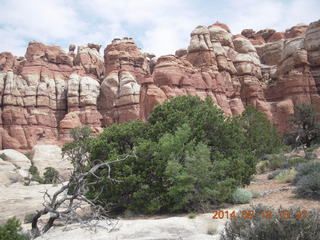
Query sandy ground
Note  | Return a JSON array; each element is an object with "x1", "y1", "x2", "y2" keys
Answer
[{"x1": 243, "y1": 172, "x2": 320, "y2": 210}]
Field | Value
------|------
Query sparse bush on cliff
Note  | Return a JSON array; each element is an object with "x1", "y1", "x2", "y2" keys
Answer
[
  {"x1": 0, "y1": 153, "x2": 7, "y2": 160},
  {"x1": 220, "y1": 205, "x2": 320, "y2": 240},
  {"x1": 85, "y1": 96, "x2": 282, "y2": 214},
  {"x1": 0, "y1": 217, "x2": 27, "y2": 240}
]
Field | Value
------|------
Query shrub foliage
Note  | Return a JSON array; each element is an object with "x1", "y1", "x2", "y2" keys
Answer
[
  {"x1": 231, "y1": 188, "x2": 252, "y2": 204},
  {"x1": 220, "y1": 205, "x2": 320, "y2": 240},
  {"x1": 43, "y1": 167, "x2": 59, "y2": 184},
  {"x1": 79, "y1": 96, "x2": 282, "y2": 214},
  {"x1": 293, "y1": 162, "x2": 320, "y2": 199},
  {"x1": 0, "y1": 217, "x2": 27, "y2": 240}
]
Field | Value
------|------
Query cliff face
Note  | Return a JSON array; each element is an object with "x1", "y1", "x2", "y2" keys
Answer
[{"x1": 0, "y1": 20, "x2": 319, "y2": 150}]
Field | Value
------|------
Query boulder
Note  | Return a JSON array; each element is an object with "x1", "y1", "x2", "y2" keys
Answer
[
  {"x1": 0, "y1": 149, "x2": 31, "y2": 170},
  {"x1": 31, "y1": 145, "x2": 72, "y2": 178}
]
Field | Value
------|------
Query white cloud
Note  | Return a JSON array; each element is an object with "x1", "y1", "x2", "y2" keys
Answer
[
  {"x1": 76, "y1": 0, "x2": 207, "y2": 55},
  {"x1": 0, "y1": 0, "x2": 319, "y2": 57},
  {"x1": 0, "y1": 0, "x2": 86, "y2": 55},
  {"x1": 224, "y1": 0, "x2": 320, "y2": 34}
]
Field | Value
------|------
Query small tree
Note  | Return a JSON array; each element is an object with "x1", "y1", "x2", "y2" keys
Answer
[{"x1": 287, "y1": 103, "x2": 320, "y2": 148}]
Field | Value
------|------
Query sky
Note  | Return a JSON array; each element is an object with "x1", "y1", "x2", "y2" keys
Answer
[{"x1": 0, "y1": 0, "x2": 319, "y2": 57}]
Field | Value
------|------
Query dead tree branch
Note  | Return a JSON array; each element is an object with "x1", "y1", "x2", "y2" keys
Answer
[{"x1": 30, "y1": 153, "x2": 136, "y2": 239}]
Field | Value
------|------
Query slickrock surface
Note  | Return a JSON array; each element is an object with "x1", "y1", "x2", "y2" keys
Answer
[
  {"x1": 0, "y1": 183, "x2": 62, "y2": 224},
  {"x1": 0, "y1": 20, "x2": 320, "y2": 150},
  {"x1": 0, "y1": 145, "x2": 70, "y2": 185},
  {"x1": 35, "y1": 214, "x2": 224, "y2": 240}
]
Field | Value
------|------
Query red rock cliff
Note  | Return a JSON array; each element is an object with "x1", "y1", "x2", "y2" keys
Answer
[{"x1": 0, "y1": 20, "x2": 319, "y2": 150}]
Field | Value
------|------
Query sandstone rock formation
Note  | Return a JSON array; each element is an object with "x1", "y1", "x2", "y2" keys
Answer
[
  {"x1": 0, "y1": 149, "x2": 31, "y2": 170},
  {"x1": 0, "y1": 145, "x2": 71, "y2": 184},
  {"x1": 31, "y1": 144, "x2": 72, "y2": 178},
  {"x1": 0, "y1": 20, "x2": 319, "y2": 150}
]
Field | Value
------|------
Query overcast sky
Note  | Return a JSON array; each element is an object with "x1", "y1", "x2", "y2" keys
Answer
[{"x1": 0, "y1": 0, "x2": 319, "y2": 57}]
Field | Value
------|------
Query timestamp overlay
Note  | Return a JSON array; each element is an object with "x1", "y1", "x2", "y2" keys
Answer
[{"x1": 212, "y1": 209, "x2": 310, "y2": 220}]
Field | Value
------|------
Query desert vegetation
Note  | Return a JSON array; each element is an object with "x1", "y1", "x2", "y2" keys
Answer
[
  {"x1": 0, "y1": 217, "x2": 27, "y2": 240},
  {"x1": 69, "y1": 96, "x2": 282, "y2": 214},
  {"x1": 220, "y1": 205, "x2": 320, "y2": 240},
  {"x1": 5, "y1": 96, "x2": 319, "y2": 239}
]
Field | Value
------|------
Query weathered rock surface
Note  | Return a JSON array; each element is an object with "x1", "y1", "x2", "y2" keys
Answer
[
  {"x1": 31, "y1": 144, "x2": 72, "y2": 178},
  {"x1": 0, "y1": 149, "x2": 31, "y2": 170},
  {"x1": 0, "y1": 158, "x2": 27, "y2": 185},
  {"x1": 0, "y1": 20, "x2": 320, "y2": 150},
  {"x1": 35, "y1": 214, "x2": 224, "y2": 240},
  {"x1": 0, "y1": 183, "x2": 62, "y2": 224}
]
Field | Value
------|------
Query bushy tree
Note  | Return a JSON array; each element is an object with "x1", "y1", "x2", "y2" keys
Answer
[
  {"x1": 86, "y1": 96, "x2": 265, "y2": 214},
  {"x1": 239, "y1": 106, "x2": 283, "y2": 158},
  {"x1": 286, "y1": 102, "x2": 320, "y2": 147}
]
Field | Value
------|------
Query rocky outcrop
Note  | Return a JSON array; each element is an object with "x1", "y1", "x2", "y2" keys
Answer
[
  {"x1": 31, "y1": 144, "x2": 72, "y2": 178},
  {"x1": 0, "y1": 149, "x2": 31, "y2": 185},
  {"x1": 0, "y1": 149, "x2": 31, "y2": 170},
  {"x1": 0, "y1": 20, "x2": 319, "y2": 150},
  {"x1": 0, "y1": 41, "x2": 104, "y2": 150}
]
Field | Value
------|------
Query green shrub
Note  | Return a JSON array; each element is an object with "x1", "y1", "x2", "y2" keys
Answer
[
  {"x1": 0, "y1": 153, "x2": 7, "y2": 160},
  {"x1": 239, "y1": 106, "x2": 284, "y2": 158},
  {"x1": 86, "y1": 96, "x2": 262, "y2": 214},
  {"x1": 274, "y1": 169, "x2": 296, "y2": 183},
  {"x1": 43, "y1": 167, "x2": 59, "y2": 184},
  {"x1": 24, "y1": 212, "x2": 36, "y2": 223},
  {"x1": 295, "y1": 171, "x2": 320, "y2": 199},
  {"x1": 187, "y1": 212, "x2": 196, "y2": 219},
  {"x1": 250, "y1": 190, "x2": 261, "y2": 198},
  {"x1": 28, "y1": 166, "x2": 38, "y2": 176},
  {"x1": 220, "y1": 205, "x2": 320, "y2": 240},
  {"x1": 0, "y1": 217, "x2": 27, "y2": 240},
  {"x1": 268, "y1": 169, "x2": 284, "y2": 180},
  {"x1": 268, "y1": 155, "x2": 288, "y2": 170},
  {"x1": 267, "y1": 155, "x2": 307, "y2": 170},
  {"x1": 24, "y1": 152, "x2": 32, "y2": 160},
  {"x1": 83, "y1": 96, "x2": 282, "y2": 214},
  {"x1": 287, "y1": 157, "x2": 308, "y2": 167},
  {"x1": 28, "y1": 166, "x2": 43, "y2": 183},
  {"x1": 231, "y1": 188, "x2": 252, "y2": 204},
  {"x1": 293, "y1": 162, "x2": 320, "y2": 184},
  {"x1": 256, "y1": 161, "x2": 269, "y2": 173}
]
